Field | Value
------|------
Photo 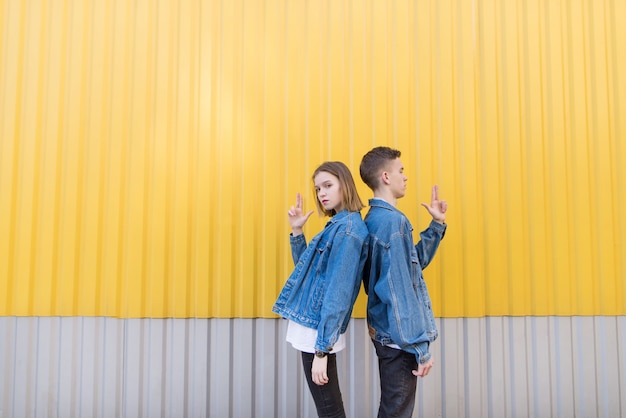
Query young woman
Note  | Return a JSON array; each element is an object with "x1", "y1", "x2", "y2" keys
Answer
[{"x1": 272, "y1": 161, "x2": 369, "y2": 418}]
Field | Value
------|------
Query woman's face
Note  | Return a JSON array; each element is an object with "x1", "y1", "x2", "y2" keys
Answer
[{"x1": 314, "y1": 171, "x2": 343, "y2": 213}]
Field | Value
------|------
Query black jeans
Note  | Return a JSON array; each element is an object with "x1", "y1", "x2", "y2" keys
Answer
[
  {"x1": 301, "y1": 352, "x2": 346, "y2": 418},
  {"x1": 373, "y1": 340, "x2": 419, "y2": 418}
]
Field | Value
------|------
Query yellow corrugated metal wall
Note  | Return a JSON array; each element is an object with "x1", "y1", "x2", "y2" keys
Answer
[{"x1": 0, "y1": 0, "x2": 624, "y2": 318}]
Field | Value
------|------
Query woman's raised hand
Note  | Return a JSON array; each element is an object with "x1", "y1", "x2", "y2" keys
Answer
[{"x1": 288, "y1": 192, "x2": 314, "y2": 235}]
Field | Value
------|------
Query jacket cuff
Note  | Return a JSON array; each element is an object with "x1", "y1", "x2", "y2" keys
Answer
[
  {"x1": 415, "y1": 341, "x2": 431, "y2": 364},
  {"x1": 290, "y1": 233, "x2": 306, "y2": 243},
  {"x1": 315, "y1": 339, "x2": 334, "y2": 354},
  {"x1": 429, "y1": 220, "x2": 447, "y2": 237}
]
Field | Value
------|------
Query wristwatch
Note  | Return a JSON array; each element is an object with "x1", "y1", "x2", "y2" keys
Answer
[{"x1": 314, "y1": 350, "x2": 328, "y2": 358}]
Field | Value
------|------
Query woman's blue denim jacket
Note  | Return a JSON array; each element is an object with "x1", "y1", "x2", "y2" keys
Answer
[
  {"x1": 272, "y1": 210, "x2": 369, "y2": 353},
  {"x1": 363, "y1": 198, "x2": 446, "y2": 364}
]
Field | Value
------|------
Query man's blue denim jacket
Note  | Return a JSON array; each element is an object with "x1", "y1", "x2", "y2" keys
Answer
[
  {"x1": 272, "y1": 210, "x2": 369, "y2": 353},
  {"x1": 363, "y1": 198, "x2": 446, "y2": 364}
]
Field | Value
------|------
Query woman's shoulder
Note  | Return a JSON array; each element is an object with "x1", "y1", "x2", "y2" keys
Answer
[{"x1": 340, "y1": 211, "x2": 368, "y2": 238}]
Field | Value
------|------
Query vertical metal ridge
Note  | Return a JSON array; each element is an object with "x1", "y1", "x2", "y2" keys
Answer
[
  {"x1": 139, "y1": 0, "x2": 156, "y2": 320},
  {"x1": 0, "y1": 0, "x2": 6, "y2": 102},
  {"x1": 0, "y1": 1, "x2": 9, "y2": 315},
  {"x1": 28, "y1": 0, "x2": 47, "y2": 317},
  {"x1": 114, "y1": 0, "x2": 132, "y2": 319},
  {"x1": 93, "y1": 0, "x2": 111, "y2": 317},
  {"x1": 163, "y1": 0, "x2": 176, "y2": 319},
  {"x1": 4, "y1": 0, "x2": 28, "y2": 316},
  {"x1": 608, "y1": 0, "x2": 626, "y2": 317},
  {"x1": 234, "y1": 0, "x2": 244, "y2": 318},
  {"x1": 187, "y1": 0, "x2": 200, "y2": 319}
]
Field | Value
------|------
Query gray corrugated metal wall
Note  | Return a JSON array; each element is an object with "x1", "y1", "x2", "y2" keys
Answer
[{"x1": 1, "y1": 317, "x2": 625, "y2": 417}]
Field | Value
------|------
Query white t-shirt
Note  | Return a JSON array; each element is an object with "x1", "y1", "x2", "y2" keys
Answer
[{"x1": 286, "y1": 320, "x2": 346, "y2": 354}]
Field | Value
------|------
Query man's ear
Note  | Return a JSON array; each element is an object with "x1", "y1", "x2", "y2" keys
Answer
[{"x1": 381, "y1": 171, "x2": 390, "y2": 185}]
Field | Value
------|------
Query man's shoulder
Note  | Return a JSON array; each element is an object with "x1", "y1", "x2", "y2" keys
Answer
[{"x1": 365, "y1": 207, "x2": 405, "y2": 237}]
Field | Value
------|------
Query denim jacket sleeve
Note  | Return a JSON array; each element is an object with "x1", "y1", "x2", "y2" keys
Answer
[
  {"x1": 315, "y1": 229, "x2": 367, "y2": 352},
  {"x1": 415, "y1": 220, "x2": 447, "y2": 268},
  {"x1": 374, "y1": 220, "x2": 445, "y2": 363},
  {"x1": 290, "y1": 233, "x2": 308, "y2": 265}
]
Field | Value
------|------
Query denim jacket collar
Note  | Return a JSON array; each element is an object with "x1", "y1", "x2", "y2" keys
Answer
[
  {"x1": 325, "y1": 209, "x2": 350, "y2": 227},
  {"x1": 368, "y1": 198, "x2": 413, "y2": 229},
  {"x1": 368, "y1": 198, "x2": 397, "y2": 212}
]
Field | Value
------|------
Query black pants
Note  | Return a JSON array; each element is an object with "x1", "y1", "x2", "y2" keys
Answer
[
  {"x1": 301, "y1": 352, "x2": 346, "y2": 418},
  {"x1": 373, "y1": 340, "x2": 419, "y2": 418}
]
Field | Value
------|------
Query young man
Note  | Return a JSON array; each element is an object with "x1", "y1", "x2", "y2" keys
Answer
[{"x1": 359, "y1": 146, "x2": 447, "y2": 418}]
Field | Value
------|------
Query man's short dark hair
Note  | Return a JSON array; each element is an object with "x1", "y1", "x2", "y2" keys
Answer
[{"x1": 359, "y1": 146, "x2": 402, "y2": 191}]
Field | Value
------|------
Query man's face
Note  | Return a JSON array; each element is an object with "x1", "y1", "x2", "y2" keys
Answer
[{"x1": 386, "y1": 158, "x2": 407, "y2": 199}]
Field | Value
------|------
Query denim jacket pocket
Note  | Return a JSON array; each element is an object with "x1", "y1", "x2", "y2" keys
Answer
[
  {"x1": 409, "y1": 255, "x2": 421, "y2": 287},
  {"x1": 314, "y1": 239, "x2": 332, "y2": 273}
]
